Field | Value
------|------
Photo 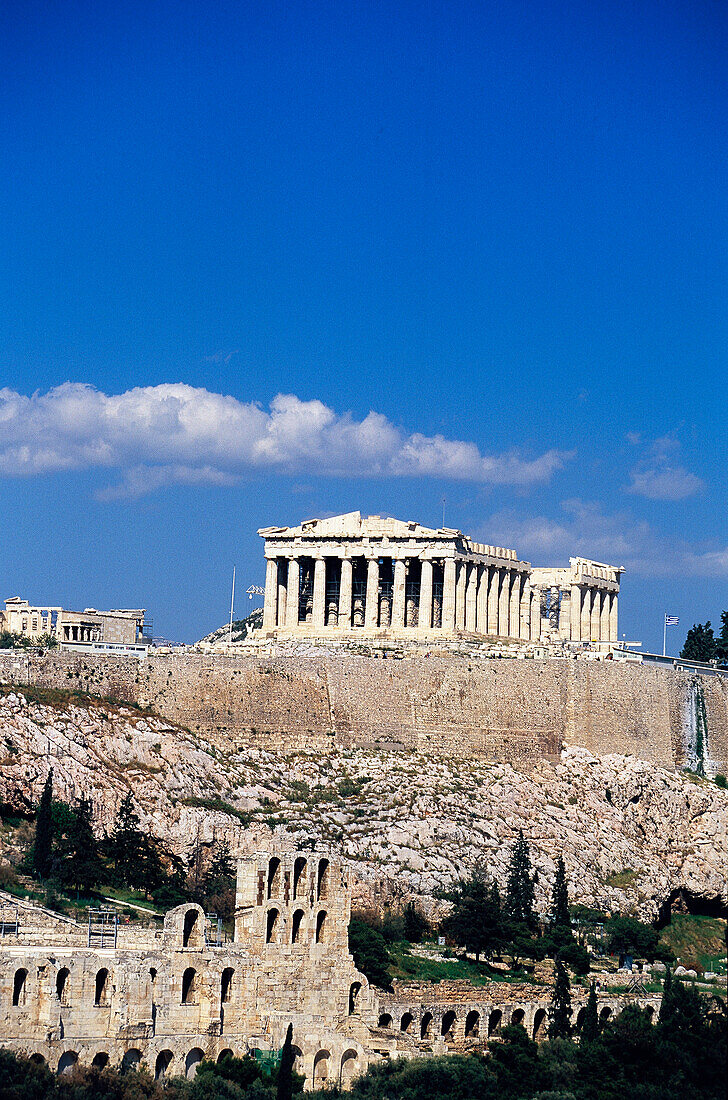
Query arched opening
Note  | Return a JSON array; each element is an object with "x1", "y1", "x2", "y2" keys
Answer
[
  {"x1": 421, "y1": 1012, "x2": 433, "y2": 1039},
  {"x1": 293, "y1": 856, "x2": 307, "y2": 898},
  {"x1": 315, "y1": 910, "x2": 327, "y2": 943},
  {"x1": 185, "y1": 1048, "x2": 204, "y2": 1079},
  {"x1": 121, "y1": 1049, "x2": 141, "y2": 1074},
  {"x1": 181, "y1": 967, "x2": 197, "y2": 1004},
  {"x1": 94, "y1": 968, "x2": 109, "y2": 1006},
  {"x1": 30, "y1": 1054, "x2": 46, "y2": 1066},
  {"x1": 488, "y1": 1009, "x2": 502, "y2": 1037},
  {"x1": 183, "y1": 908, "x2": 200, "y2": 948},
  {"x1": 599, "y1": 1006, "x2": 612, "y2": 1028},
  {"x1": 340, "y1": 1049, "x2": 359, "y2": 1086},
  {"x1": 217, "y1": 1049, "x2": 234, "y2": 1063},
  {"x1": 575, "y1": 1007, "x2": 587, "y2": 1032},
  {"x1": 291, "y1": 1047, "x2": 304, "y2": 1075},
  {"x1": 91, "y1": 1053, "x2": 109, "y2": 1070},
  {"x1": 441, "y1": 1010, "x2": 457, "y2": 1038},
  {"x1": 291, "y1": 909, "x2": 305, "y2": 944},
  {"x1": 533, "y1": 1008, "x2": 547, "y2": 1040},
  {"x1": 155, "y1": 1051, "x2": 173, "y2": 1080},
  {"x1": 464, "y1": 1010, "x2": 480, "y2": 1037},
  {"x1": 348, "y1": 982, "x2": 361, "y2": 1015},
  {"x1": 317, "y1": 858, "x2": 329, "y2": 901},
  {"x1": 12, "y1": 968, "x2": 28, "y2": 1007},
  {"x1": 313, "y1": 1050, "x2": 330, "y2": 1089},
  {"x1": 221, "y1": 968, "x2": 234, "y2": 1003},
  {"x1": 266, "y1": 908, "x2": 280, "y2": 944},
  {"x1": 511, "y1": 1008, "x2": 525, "y2": 1028},
  {"x1": 645, "y1": 1005, "x2": 655, "y2": 1023},
  {"x1": 58, "y1": 1051, "x2": 78, "y2": 1075},
  {"x1": 267, "y1": 857, "x2": 281, "y2": 899},
  {"x1": 378, "y1": 1012, "x2": 393, "y2": 1028},
  {"x1": 56, "y1": 968, "x2": 70, "y2": 1005},
  {"x1": 400, "y1": 1012, "x2": 414, "y2": 1034}
]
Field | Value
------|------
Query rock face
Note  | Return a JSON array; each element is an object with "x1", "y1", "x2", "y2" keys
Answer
[{"x1": 0, "y1": 690, "x2": 725, "y2": 921}]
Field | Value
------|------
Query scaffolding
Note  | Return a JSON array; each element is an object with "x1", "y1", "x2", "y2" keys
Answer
[
  {"x1": 88, "y1": 907, "x2": 118, "y2": 949},
  {"x1": 205, "y1": 913, "x2": 229, "y2": 947}
]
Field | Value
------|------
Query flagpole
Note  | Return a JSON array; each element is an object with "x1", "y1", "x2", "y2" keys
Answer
[{"x1": 663, "y1": 613, "x2": 666, "y2": 658}]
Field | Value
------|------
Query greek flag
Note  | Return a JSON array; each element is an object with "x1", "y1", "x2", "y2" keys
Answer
[{"x1": 664, "y1": 615, "x2": 679, "y2": 625}]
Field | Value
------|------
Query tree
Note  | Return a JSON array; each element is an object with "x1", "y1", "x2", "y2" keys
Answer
[
  {"x1": 549, "y1": 957, "x2": 572, "y2": 1039},
  {"x1": 716, "y1": 610, "x2": 728, "y2": 664},
  {"x1": 658, "y1": 966, "x2": 673, "y2": 1024},
  {"x1": 32, "y1": 769, "x2": 54, "y2": 879},
  {"x1": 403, "y1": 901, "x2": 430, "y2": 944},
  {"x1": 58, "y1": 796, "x2": 103, "y2": 894},
  {"x1": 277, "y1": 1022, "x2": 295, "y2": 1100},
  {"x1": 441, "y1": 875, "x2": 503, "y2": 962},
  {"x1": 550, "y1": 856, "x2": 571, "y2": 929},
  {"x1": 604, "y1": 915, "x2": 672, "y2": 963},
  {"x1": 505, "y1": 831, "x2": 537, "y2": 931},
  {"x1": 107, "y1": 792, "x2": 148, "y2": 890},
  {"x1": 681, "y1": 622, "x2": 717, "y2": 662},
  {"x1": 348, "y1": 918, "x2": 392, "y2": 989},
  {"x1": 581, "y1": 981, "x2": 599, "y2": 1044}
]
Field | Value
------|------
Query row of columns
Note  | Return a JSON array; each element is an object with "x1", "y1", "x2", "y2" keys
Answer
[{"x1": 263, "y1": 555, "x2": 540, "y2": 640}]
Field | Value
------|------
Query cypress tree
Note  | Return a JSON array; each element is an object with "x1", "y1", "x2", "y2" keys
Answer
[
  {"x1": 505, "y1": 831, "x2": 537, "y2": 931},
  {"x1": 32, "y1": 769, "x2": 54, "y2": 879},
  {"x1": 550, "y1": 855, "x2": 571, "y2": 929},
  {"x1": 548, "y1": 957, "x2": 572, "y2": 1039},
  {"x1": 581, "y1": 981, "x2": 599, "y2": 1043},
  {"x1": 658, "y1": 967, "x2": 673, "y2": 1024},
  {"x1": 276, "y1": 1023, "x2": 294, "y2": 1100},
  {"x1": 108, "y1": 792, "x2": 147, "y2": 888},
  {"x1": 60, "y1": 796, "x2": 103, "y2": 894}
]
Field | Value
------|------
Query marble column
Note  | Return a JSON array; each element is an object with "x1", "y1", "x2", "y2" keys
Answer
[
  {"x1": 591, "y1": 589, "x2": 602, "y2": 641},
  {"x1": 454, "y1": 562, "x2": 467, "y2": 630},
  {"x1": 276, "y1": 562, "x2": 287, "y2": 627},
  {"x1": 476, "y1": 565, "x2": 488, "y2": 634},
  {"x1": 510, "y1": 572, "x2": 522, "y2": 640},
  {"x1": 392, "y1": 558, "x2": 407, "y2": 628},
  {"x1": 487, "y1": 565, "x2": 499, "y2": 635},
  {"x1": 519, "y1": 575, "x2": 531, "y2": 639},
  {"x1": 442, "y1": 558, "x2": 457, "y2": 632},
  {"x1": 600, "y1": 590, "x2": 611, "y2": 642},
  {"x1": 262, "y1": 558, "x2": 278, "y2": 630},
  {"x1": 365, "y1": 558, "x2": 379, "y2": 629},
  {"x1": 530, "y1": 589, "x2": 540, "y2": 641},
  {"x1": 580, "y1": 586, "x2": 592, "y2": 641},
  {"x1": 339, "y1": 558, "x2": 353, "y2": 629},
  {"x1": 312, "y1": 557, "x2": 326, "y2": 628},
  {"x1": 465, "y1": 563, "x2": 478, "y2": 632},
  {"x1": 419, "y1": 560, "x2": 433, "y2": 629},
  {"x1": 286, "y1": 558, "x2": 300, "y2": 627},
  {"x1": 570, "y1": 584, "x2": 581, "y2": 641},
  {"x1": 608, "y1": 593, "x2": 617, "y2": 642},
  {"x1": 498, "y1": 569, "x2": 511, "y2": 637}
]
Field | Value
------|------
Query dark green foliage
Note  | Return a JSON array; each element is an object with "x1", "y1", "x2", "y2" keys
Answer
[
  {"x1": 106, "y1": 792, "x2": 173, "y2": 899},
  {"x1": 715, "y1": 610, "x2": 728, "y2": 663},
  {"x1": 549, "y1": 957, "x2": 572, "y2": 1039},
  {"x1": 501, "y1": 919, "x2": 543, "y2": 969},
  {"x1": 604, "y1": 915, "x2": 672, "y2": 962},
  {"x1": 403, "y1": 901, "x2": 430, "y2": 944},
  {"x1": 715, "y1": 774, "x2": 727, "y2": 789},
  {"x1": 581, "y1": 982, "x2": 599, "y2": 1044},
  {"x1": 486, "y1": 1023, "x2": 541, "y2": 1098},
  {"x1": 348, "y1": 918, "x2": 392, "y2": 989},
  {"x1": 557, "y1": 939, "x2": 590, "y2": 976},
  {"x1": 681, "y1": 622, "x2": 717, "y2": 661},
  {"x1": 277, "y1": 1024, "x2": 294, "y2": 1100},
  {"x1": 32, "y1": 770, "x2": 54, "y2": 879},
  {"x1": 56, "y1": 795, "x2": 103, "y2": 893},
  {"x1": 550, "y1": 857, "x2": 571, "y2": 929},
  {"x1": 505, "y1": 831, "x2": 537, "y2": 931},
  {"x1": 441, "y1": 876, "x2": 503, "y2": 961}
]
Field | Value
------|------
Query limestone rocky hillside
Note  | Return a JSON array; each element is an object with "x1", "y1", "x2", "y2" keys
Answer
[{"x1": 0, "y1": 687, "x2": 725, "y2": 921}]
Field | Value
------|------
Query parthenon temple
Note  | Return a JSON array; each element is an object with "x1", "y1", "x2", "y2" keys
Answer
[{"x1": 258, "y1": 513, "x2": 623, "y2": 644}]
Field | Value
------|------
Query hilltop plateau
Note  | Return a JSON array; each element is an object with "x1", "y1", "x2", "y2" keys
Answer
[{"x1": 0, "y1": 685, "x2": 725, "y2": 922}]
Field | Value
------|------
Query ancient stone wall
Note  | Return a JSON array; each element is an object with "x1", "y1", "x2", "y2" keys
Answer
[{"x1": 1, "y1": 651, "x2": 726, "y2": 773}]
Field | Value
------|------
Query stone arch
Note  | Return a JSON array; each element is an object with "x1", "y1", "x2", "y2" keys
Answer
[
  {"x1": 317, "y1": 858, "x2": 330, "y2": 901},
  {"x1": 293, "y1": 856, "x2": 307, "y2": 898},
  {"x1": 421, "y1": 1011, "x2": 433, "y2": 1039},
  {"x1": 155, "y1": 1050, "x2": 174, "y2": 1079},
  {"x1": 221, "y1": 967, "x2": 234, "y2": 1003},
  {"x1": 575, "y1": 1006, "x2": 586, "y2": 1032},
  {"x1": 291, "y1": 908, "x2": 305, "y2": 944},
  {"x1": 30, "y1": 1054, "x2": 46, "y2": 1065},
  {"x1": 181, "y1": 967, "x2": 197, "y2": 1004},
  {"x1": 315, "y1": 909, "x2": 327, "y2": 943},
  {"x1": 57, "y1": 1051, "x2": 78, "y2": 1075},
  {"x1": 511, "y1": 1008, "x2": 525, "y2": 1028},
  {"x1": 313, "y1": 1049, "x2": 331, "y2": 1089},
  {"x1": 533, "y1": 1008, "x2": 547, "y2": 1040},
  {"x1": 464, "y1": 1010, "x2": 480, "y2": 1037},
  {"x1": 217, "y1": 1049, "x2": 234, "y2": 1062},
  {"x1": 56, "y1": 967, "x2": 70, "y2": 1005},
  {"x1": 291, "y1": 1046, "x2": 304, "y2": 1075},
  {"x1": 441, "y1": 1009, "x2": 457, "y2": 1038},
  {"x1": 400, "y1": 1012, "x2": 414, "y2": 1033},
  {"x1": 378, "y1": 1012, "x2": 393, "y2": 1028},
  {"x1": 599, "y1": 1006, "x2": 612, "y2": 1027},
  {"x1": 267, "y1": 856, "x2": 282, "y2": 899},
  {"x1": 348, "y1": 982, "x2": 361, "y2": 1015},
  {"x1": 12, "y1": 967, "x2": 28, "y2": 1007},
  {"x1": 340, "y1": 1049, "x2": 359, "y2": 1086},
  {"x1": 183, "y1": 908, "x2": 201, "y2": 948},
  {"x1": 266, "y1": 907, "x2": 280, "y2": 944},
  {"x1": 92, "y1": 1053, "x2": 109, "y2": 1069},
  {"x1": 121, "y1": 1049, "x2": 142, "y2": 1073},
  {"x1": 645, "y1": 1004, "x2": 655, "y2": 1023},
  {"x1": 185, "y1": 1048, "x2": 204, "y2": 1078},
  {"x1": 94, "y1": 968, "x2": 110, "y2": 1006},
  {"x1": 488, "y1": 1009, "x2": 502, "y2": 1037}
]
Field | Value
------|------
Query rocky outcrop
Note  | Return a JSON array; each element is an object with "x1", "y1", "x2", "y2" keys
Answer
[{"x1": 0, "y1": 689, "x2": 725, "y2": 921}]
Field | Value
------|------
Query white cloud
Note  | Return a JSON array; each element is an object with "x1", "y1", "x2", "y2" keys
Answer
[
  {"x1": 481, "y1": 499, "x2": 728, "y2": 577},
  {"x1": 626, "y1": 436, "x2": 704, "y2": 500},
  {"x1": 0, "y1": 383, "x2": 571, "y2": 498}
]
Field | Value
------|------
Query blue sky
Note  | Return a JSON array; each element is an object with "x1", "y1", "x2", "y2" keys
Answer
[{"x1": 1, "y1": 0, "x2": 726, "y2": 647}]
